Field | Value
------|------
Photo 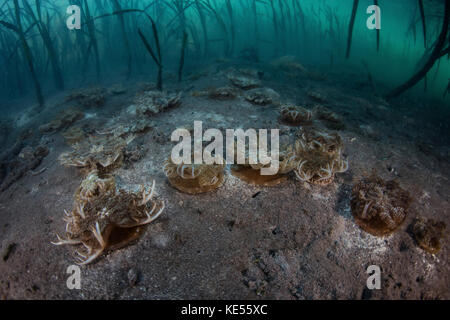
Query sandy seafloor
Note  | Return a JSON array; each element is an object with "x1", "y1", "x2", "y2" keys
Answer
[{"x1": 0, "y1": 60, "x2": 448, "y2": 299}]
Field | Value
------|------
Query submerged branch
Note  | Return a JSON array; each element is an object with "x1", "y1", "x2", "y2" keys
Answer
[
  {"x1": 178, "y1": 31, "x2": 188, "y2": 82},
  {"x1": 418, "y1": 0, "x2": 427, "y2": 48},
  {"x1": 0, "y1": 20, "x2": 19, "y2": 32},
  {"x1": 385, "y1": 0, "x2": 450, "y2": 100},
  {"x1": 83, "y1": 9, "x2": 144, "y2": 25},
  {"x1": 375, "y1": 0, "x2": 380, "y2": 51},
  {"x1": 138, "y1": 17, "x2": 163, "y2": 91},
  {"x1": 11, "y1": 0, "x2": 44, "y2": 107},
  {"x1": 345, "y1": 0, "x2": 359, "y2": 59}
]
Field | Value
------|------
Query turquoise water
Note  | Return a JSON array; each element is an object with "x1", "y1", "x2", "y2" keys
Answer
[{"x1": 0, "y1": 0, "x2": 448, "y2": 104}]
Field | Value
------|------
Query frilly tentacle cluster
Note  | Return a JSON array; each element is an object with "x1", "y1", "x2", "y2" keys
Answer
[
  {"x1": 163, "y1": 156, "x2": 226, "y2": 194},
  {"x1": 58, "y1": 133, "x2": 135, "y2": 174},
  {"x1": 52, "y1": 172, "x2": 165, "y2": 265},
  {"x1": 351, "y1": 174, "x2": 411, "y2": 236},
  {"x1": 412, "y1": 218, "x2": 446, "y2": 254},
  {"x1": 208, "y1": 86, "x2": 238, "y2": 100},
  {"x1": 292, "y1": 127, "x2": 348, "y2": 186},
  {"x1": 75, "y1": 170, "x2": 116, "y2": 202},
  {"x1": 244, "y1": 88, "x2": 280, "y2": 106},
  {"x1": 280, "y1": 104, "x2": 313, "y2": 125},
  {"x1": 134, "y1": 90, "x2": 181, "y2": 115},
  {"x1": 223, "y1": 127, "x2": 347, "y2": 187},
  {"x1": 62, "y1": 126, "x2": 85, "y2": 145},
  {"x1": 39, "y1": 108, "x2": 84, "y2": 133},
  {"x1": 227, "y1": 71, "x2": 261, "y2": 90}
]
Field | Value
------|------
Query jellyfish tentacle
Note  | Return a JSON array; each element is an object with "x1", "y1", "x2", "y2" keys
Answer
[{"x1": 51, "y1": 233, "x2": 82, "y2": 246}]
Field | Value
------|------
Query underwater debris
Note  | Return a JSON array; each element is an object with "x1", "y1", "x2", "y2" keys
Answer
[
  {"x1": 2, "y1": 242, "x2": 17, "y2": 262},
  {"x1": 163, "y1": 156, "x2": 226, "y2": 194},
  {"x1": 411, "y1": 218, "x2": 446, "y2": 254},
  {"x1": 313, "y1": 105, "x2": 345, "y2": 130},
  {"x1": 292, "y1": 127, "x2": 348, "y2": 186},
  {"x1": 244, "y1": 88, "x2": 280, "y2": 106},
  {"x1": 65, "y1": 87, "x2": 107, "y2": 108},
  {"x1": 62, "y1": 126, "x2": 86, "y2": 145},
  {"x1": 227, "y1": 72, "x2": 261, "y2": 90},
  {"x1": 134, "y1": 90, "x2": 181, "y2": 115},
  {"x1": 279, "y1": 104, "x2": 313, "y2": 125},
  {"x1": 58, "y1": 133, "x2": 135, "y2": 174},
  {"x1": 52, "y1": 176, "x2": 165, "y2": 265},
  {"x1": 0, "y1": 145, "x2": 49, "y2": 192},
  {"x1": 351, "y1": 174, "x2": 411, "y2": 236},
  {"x1": 39, "y1": 108, "x2": 84, "y2": 133}
]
